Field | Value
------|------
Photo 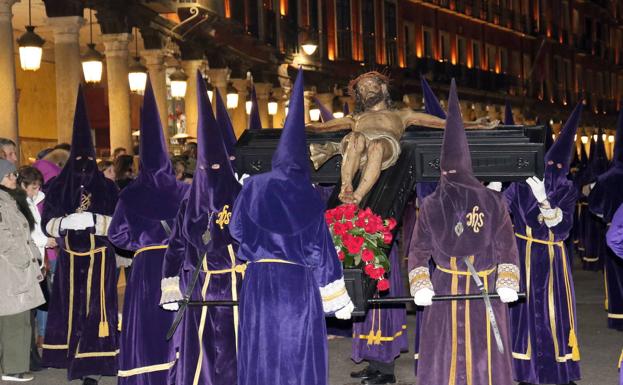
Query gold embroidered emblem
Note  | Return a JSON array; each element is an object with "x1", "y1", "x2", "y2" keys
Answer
[
  {"x1": 216, "y1": 205, "x2": 232, "y2": 230},
  {"x1": 76, "y1": 192, "x2": 92, "y2": 213},
  {"x1": 465, "y1": 206, "x2": 485, "y2": 233}
]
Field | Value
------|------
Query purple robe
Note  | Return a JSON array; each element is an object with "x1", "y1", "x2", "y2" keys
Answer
[
  {"x1": 230, "y1": 68, "x2": 352, "y2": 385},
  {"x1": 408, "y1": 81, "x2": 519, "y2": 385},
  {"x1": 589, "y1": 166, "x2": 623, "y2": 330},
  {"x1": 606, "y1": 204, "x2": 623, "y2": 257},
  {"x1": 351, "y1": 244, "x2": 408, "y2": 364},
  {"x1": 504, "y1": 182, "x2": 581, "y2": 383},
  {"x1": 41, "y1": 88, "x2": 120, "y2": 380},
  {"x1": 230, "y1": 179, "x2": 347, "y2": 385},
  {"x1": 109, "y1": 78, "x2": 190, "y2": 385}
]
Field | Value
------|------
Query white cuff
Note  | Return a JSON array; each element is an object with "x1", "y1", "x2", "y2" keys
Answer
[
  {"x1": 319, "y1": 277, "x2": 352, "y2": 313},
  {"x1": 45, "y1": 217, "x2": 63, "y2": 238},
  {"x1": 160, "y1": 276, "x2": 183, "y2": 306},
  {"x1": 94, "y1": 214, "x2": 111, "y2": 236},
  {"x1": 409, "y1": 266, "x2": 434, "y2": 297},
  {"x1": 539, "y1": 206, "x2": 563, "y2": 228},
  {"x1": 496, "y1": 263, "x2": 520, "y2": 292}
]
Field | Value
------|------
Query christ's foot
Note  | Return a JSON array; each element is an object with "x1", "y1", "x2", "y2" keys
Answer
[{"x1": 339, "y1": 184, "x2": 356, "y2": 203}]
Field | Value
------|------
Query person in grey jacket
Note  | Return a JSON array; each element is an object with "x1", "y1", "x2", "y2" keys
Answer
[{"x1": 0, "y1": 159, "x2": 45, "y2": 382}]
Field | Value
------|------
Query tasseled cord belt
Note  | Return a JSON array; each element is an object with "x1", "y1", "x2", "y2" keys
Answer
[{"x1": 64, "y1": 233, "x2": 110, "y2": 340}]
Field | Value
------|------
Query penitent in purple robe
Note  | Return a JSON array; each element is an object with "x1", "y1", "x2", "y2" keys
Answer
[
  {"x1": 589, "y1": 109, "x2": 623, "y2": 331},
  {"x1": 408, "y1": 80, "x2": 520, "y2": 385},
  {"x1": 108, "y1": 78, "x2": 190, "y2": 385},
  {"x1": 230, "y1": 68, "x2": 353, "y2": 385},
  {"x1": 581, "y1": 137, "x2": 609, "y2": 270},
  {"x1": 159, "y1": 72, "x2": 243, "y2": 385},
  {"x1": 504, "y1": 103, "x2": 582, "y2": 384},
  {"x1": 41, "y1": 88, "x2": 119, "y2": 380}
]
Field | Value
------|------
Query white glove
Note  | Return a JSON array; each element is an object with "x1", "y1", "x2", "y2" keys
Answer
[
  {"x1": 525, "y1": 176, "x2": 547, "y2": 203},
  {"x1": 486, "y1": 182, "x2": 502, "y2": 192},
  {"x1": 162, "y1": 302, "x2": 180, "y2": 311},
  {"x1": 413, "y1": 288, "x2": 435, "y2": 307},
  {"x1": 496, "y1": 287, "x2": 518, "y2": 303},
  {"x1": 235, "y1": 172, "x2": 250, "y2": 185},
  {"x1": 334, "y1": 301, "x2": 354, "y2": 320},
  {"x1": 60, "y1": 212, "x2": 95, "y2": 230}
]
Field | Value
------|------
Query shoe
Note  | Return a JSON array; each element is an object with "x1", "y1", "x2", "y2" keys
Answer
[
  {"x1": 1, "y1": 373, "x2": 34, "y2": 382},
  {"x1": 361, "y1": 373, "x2": 397, "y2": 384},
  {"x1": 350, "y1": 366, "x2": 380, "y2": 380},
  {"x1": 82, "y1": 378, "x2": 98, "y2": 385}
]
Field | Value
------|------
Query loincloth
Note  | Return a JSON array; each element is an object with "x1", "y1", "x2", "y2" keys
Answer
[{"x1": 341, "y1": 130, "x2": 401, "y2": 170}]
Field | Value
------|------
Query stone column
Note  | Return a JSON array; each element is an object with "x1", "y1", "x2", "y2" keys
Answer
[
  {"x1": 103, "y1": 33, "x2": 132, "y2": 154},
  {"x1": 303, "y1": 90, "x2": 313, "y2": 124},
  {"x1": 142, "y1": 49, "x2": 169, "y2": 143},
  {"x1": 0, "y1": 0, "x2": 18, "y2": 143},
  {"x1": 207, "y1": 67, "x2": 230, "y2": 103},
  {"x1": 47, "y1": 16, "x2": 85, "y2": 144},
  {"x1": 254, "y1": 82, "x2": 272, "y2": 129},
  {"x1": 231, "y1": 78, "x2": 248, "y2": 137},
  {"x1": 181, "y1": 59, "x2": 205, "y2": 139}
]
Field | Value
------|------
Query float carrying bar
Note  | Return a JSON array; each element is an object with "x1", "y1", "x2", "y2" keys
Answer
[{"x1": 184, "y1": 293, "x2": 526, "y2": 307}]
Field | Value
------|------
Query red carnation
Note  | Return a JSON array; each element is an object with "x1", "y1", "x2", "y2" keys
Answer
[
  {"x1": 377, "y1": 278, "x2": 390, "y2": 291},
  {"x1": 355, "y1": 217, "x2": 367, "y2": 228},
  {"x1": 383, "y1": 232, "x2": 393, "y2": 244},
  {"x1": 337, "y1": 251, "x2": 345, "y2": 261},
  {"x1": 343, "y1": 220, "x2": 354, "y2": 231},
  {"x1": 325, "y1": 211, "x2": 333, "y2": 224},
  {"x1": 333, "y1": 222, "x2": 348, "y2": 236},
  {"x1": 342, "y1": 204, "x2": 358, "y2": 220},
  {"x1": 386, "y1": 218, "x2": 397, "y2": 231},
  {"x1": 345, "y1": 235, "x2": 364, "y2": 254},
  {"x1": 369, "y1": 266, "x2": 386, "y2": 280},
  {"x1": 364, "y1": 263, "x2": 376, "y2": 276},
  {"x1": 361, "y1": 249, "x2": 374, "y2": 262}
]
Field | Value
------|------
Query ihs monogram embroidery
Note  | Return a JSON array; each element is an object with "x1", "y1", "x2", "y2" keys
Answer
[
  {"x1": 465, "y1": 206, "x2": 485, "y2": 233},
  {"x1": 216, "y1": 205, "x2": 232, "y2": 230},
  {"x1": 76, "y1": 192, "x2": 92, "y2": 213}
]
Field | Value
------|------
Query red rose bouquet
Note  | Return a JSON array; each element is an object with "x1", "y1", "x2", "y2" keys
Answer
[{"x1": 325, "y1": 204, "x2": 396, "y2": 291}]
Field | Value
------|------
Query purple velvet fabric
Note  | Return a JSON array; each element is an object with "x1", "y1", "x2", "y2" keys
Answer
[
  {"x1": 230, "y1": 69, "x2": 346, "y2": 385},
  {"x1": 248, "y1": 86, "x2": 262, "y2": 131},
  {"x1": 504, "y1": 103, "x2": 582, "y2": 384},
  {"x1": 108, "y1": 78, "x2": 190, "y2": 385},
  {"x1": 41, "y1": 87, "x2": 119, "y2": 380},
  {"x1": 588, "y1": 109, "x2": 623, "y2": 330},
  {"x1": 504, "y1": 100, "x2": 515, "y2": 125},
  {"x1": 313, "y1": 96, "x2": 334, "y2": 122},
  {"x1": 215, "y1": 89, "x2": 237, "y2": 166},
  {"x1": 421, "y1": 76, "x2": 446, "y2": 119},
  {"x1": 408, "y1": 80, "x2": 519, "y2": 385},
  {"x1": 351, "y1": 244, "x2": 408, "y2": 364},
  {"x1": 607, "y1": 204, "x2": 623, "y2": 257},
  {"x1": 162, "y1": 71, "x2": 242, "y2": 385}
]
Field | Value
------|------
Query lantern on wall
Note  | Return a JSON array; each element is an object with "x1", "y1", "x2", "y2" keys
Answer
[
  {"x1": 17, "y1": 0, "x2": 44, "y2": 72},
  {"x1": 169, "y1": 68, "x2": 188, "y2": 99},
  {"x1": 81, "y1": 9, "x2": 103, "y2": 83},
  {"x1": 226, "y1": 82, "x2": 239, "y2": 109}
]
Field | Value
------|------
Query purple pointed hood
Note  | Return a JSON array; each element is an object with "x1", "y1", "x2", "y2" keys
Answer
[
  {"x1": 421, "y1": 76, "x2": 446, "y2": 119},
  {"x1": 545, "y1": 102, "x2": 582, "y2": 174},
  {"x1": 215, "y1": 89, "x2": 237, "y2": 163},
  {"x1": 45, "y1": 86, "x2": 110, "y2": 215},
  {"x1": 233, "y1": 67, "x2": 324, "y2": 235},
  {"x1": 119, "y1": 76, "x2": 189, "y2": 220},
  {"x1": 313, "y1": 96, "x2": 334, "y2": 122},
  {"x1": 182, "y1": 70, "x2": 240, "y2": 251},
  {"x1": 343, "y1": 102, "x2": 350, "y2": 115},
  {"x1": 589, "y1": 132, "x2": 609, "y2": 177},
  {"x1": 439, "y1": 79, "x2": 479, "y2": 187},
  {"x1": 504, "y1": 100, "x2": 515, "y2": 125},
  {"x1": 613, "y1": 108, "x2": 623, "y2": 168},
  {"x1": 248, "y1": 85, "x2": 262, "y2": 131}
]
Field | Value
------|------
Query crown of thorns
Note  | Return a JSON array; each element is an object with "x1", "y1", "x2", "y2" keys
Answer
[{"x1": 348, "y1": 71, "x2": 391, "y2": 96}]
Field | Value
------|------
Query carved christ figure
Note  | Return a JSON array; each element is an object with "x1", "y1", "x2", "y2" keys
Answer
[{"x1": 307, "y1": 72, "x2": 498, "y2": 204}]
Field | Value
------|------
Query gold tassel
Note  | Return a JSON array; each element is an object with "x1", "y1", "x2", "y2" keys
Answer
[
  {"x1": 366, "y1": 330, "x2": 375, "y2": 345},
  {"x1": 568, "y1": 329, "x2": 580, "y2": 361},
  {"x1": 99, "y1": 321, "x2": 109, "y2": 337},
  {"x1": 374, "y1": 330, "x2": 382, "y2": 345}
]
